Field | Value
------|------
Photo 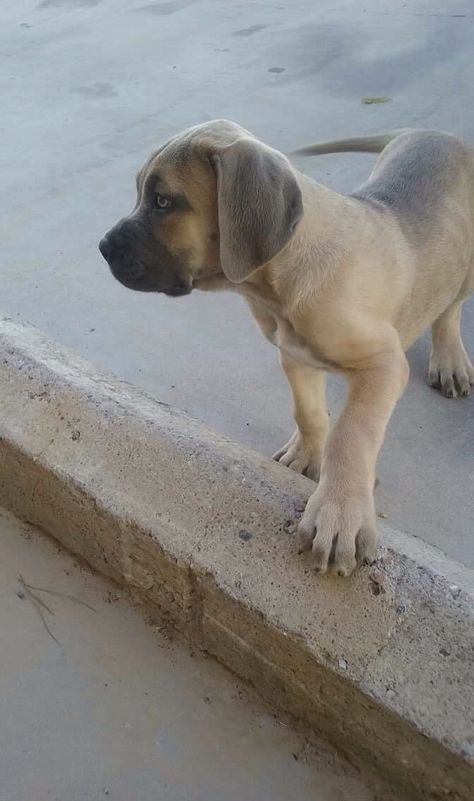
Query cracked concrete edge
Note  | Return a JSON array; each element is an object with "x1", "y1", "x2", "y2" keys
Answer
[{"x1": 0, "y1": 316, "x2": 472, "y2": 801}]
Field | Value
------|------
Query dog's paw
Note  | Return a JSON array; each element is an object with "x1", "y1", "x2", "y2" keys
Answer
[
  {"x1": 428, "y1": 352, "x2": 474, "y2": 398},
  {"x1": 273, "y1": 429, "x2": 323, "y2": 481},
  {"x1": 297, "y1": 486, "x2": 377, "y2": 576}
]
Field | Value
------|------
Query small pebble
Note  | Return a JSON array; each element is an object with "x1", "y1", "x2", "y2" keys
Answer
[
  {"x1": 377, "y1": 512, "x2": 388, "y2": 519},
  {"x1": 369, "y1": 569, "x2": 386, "y2": 595},
  {"x1": 338, "y1": 658, "x2": 348, "y2": 670},
  {"x1": 283, "y1": 519, "x2": 296, "y2": 535}
]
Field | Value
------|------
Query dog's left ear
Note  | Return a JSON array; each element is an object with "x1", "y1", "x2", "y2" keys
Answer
[{"x1": 211, "y1": 139, "x2": 303, "y2": 283}]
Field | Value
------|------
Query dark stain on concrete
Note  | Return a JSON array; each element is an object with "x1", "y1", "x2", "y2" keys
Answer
[
  {"x1": 38, "y1": 0, "x2": 102, "y2": 8},
  {"x1": 263, "y1": 18, "x2": 472, "y2": 97},
  {"x1": 233, "y1": 24, "x2": 269, "y2": 37},
  {"x1": 71, "y1": 82, "x2": 118, "y2": 99},
  {"x1": 136, "y1": 0, "x2": 192, "y2": 15}
]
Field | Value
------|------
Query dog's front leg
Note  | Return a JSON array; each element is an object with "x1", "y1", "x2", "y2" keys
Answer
[
  {"x1": 273, "y1": 354, "x2": 329, "y2": 481},
  {"x1": 297, "y1": 348, "x2": 409, "y2": 576}
]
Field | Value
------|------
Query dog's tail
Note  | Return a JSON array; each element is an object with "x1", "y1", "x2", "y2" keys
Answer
[{"x1": 291, "y1": 130, "x2": 412, "y2": 157}]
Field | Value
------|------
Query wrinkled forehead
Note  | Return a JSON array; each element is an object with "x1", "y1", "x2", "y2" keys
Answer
[
  {"x1": 136, "y1": 140, "x2": 202, "y2": 198},
  {"x1": 137, "y1": 119, "x2": 253, "y2": 189}
]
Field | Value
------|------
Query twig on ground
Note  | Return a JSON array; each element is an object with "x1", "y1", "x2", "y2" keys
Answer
[{"x1": 18, "y1": 574, "x2": 60, "y2": 646}]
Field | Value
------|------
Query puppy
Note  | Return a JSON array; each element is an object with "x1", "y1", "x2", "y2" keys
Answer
[{"x1": 99, "y1": 121, "x2": 473, "y2": 576}]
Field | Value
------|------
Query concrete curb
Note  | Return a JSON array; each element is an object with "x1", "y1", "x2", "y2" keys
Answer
[{"x1": 0, "y1": 317, "x2": 472, "y2": 800}]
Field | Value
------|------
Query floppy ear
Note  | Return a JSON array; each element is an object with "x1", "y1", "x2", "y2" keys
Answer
[{"x1": 212, "y1": 139, "x2": 303, "y2": 283}]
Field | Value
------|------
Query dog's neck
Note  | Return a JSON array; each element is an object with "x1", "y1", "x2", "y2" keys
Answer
[
  {"x1": 252, "y1": 175, "x2": 356, "y2": 314},
  {"x1": 197, "y1": 174, "x2": 362, "y2": 317},
  {"x1": 285, "y1": 173, "x2": 354, "y2": 268}
]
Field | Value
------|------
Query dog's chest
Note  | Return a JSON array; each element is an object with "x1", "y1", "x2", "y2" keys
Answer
[{"x1": 272, "y1": 316, "x2": 333, "y2": 371}]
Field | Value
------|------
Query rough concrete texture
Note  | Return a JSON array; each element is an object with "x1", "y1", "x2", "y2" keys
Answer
[
  {"x1": 1, "y1": 0, "x2": 473, "y2": 566},
  {"x1": 2, "y1": 507, "x2": 396, "y2": 801},
  {"x1": 0, "y1": 317, "x2": 472, "y2": 801}
]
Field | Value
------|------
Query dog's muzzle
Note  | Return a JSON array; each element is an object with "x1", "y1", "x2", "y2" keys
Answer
[{"x1": 99, "y1": 220, "x2": 191, "y2": 296}]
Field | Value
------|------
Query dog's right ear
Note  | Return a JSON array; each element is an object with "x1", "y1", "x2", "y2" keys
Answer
[{"x1": 211, "y1": 139, "x2": 303, "y2": 283}]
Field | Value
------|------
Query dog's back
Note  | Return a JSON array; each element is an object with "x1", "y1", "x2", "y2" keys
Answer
[
  {"x1": 352, "y1": 131, "x2": 473, "y2": 230},
  {"x1": 293, "y1": 128, "x2": 474, "y2": 343},
  {"x1": 294, "y1": 129, "x2": 473, "y2": 231}
]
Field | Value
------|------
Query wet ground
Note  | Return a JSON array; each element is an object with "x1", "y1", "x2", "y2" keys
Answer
[{"x1": 0, "y1": 507, "x2": 399, "y2": 801}]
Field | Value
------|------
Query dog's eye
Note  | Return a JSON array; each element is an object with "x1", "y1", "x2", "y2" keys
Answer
[{"x1": 154, "y1": 193, "x2": 172, "y2": 211}]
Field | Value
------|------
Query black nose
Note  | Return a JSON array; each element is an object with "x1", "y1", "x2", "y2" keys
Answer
[{"x1": 99, "y1": 236, "x2": 112, "y2": 261}]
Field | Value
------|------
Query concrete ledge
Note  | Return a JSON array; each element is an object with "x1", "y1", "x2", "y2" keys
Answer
[{"x1": 0, "y1": 316, "x2": 472, "y2": 800}]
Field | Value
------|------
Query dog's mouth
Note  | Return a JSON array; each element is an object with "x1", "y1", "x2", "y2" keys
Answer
[
  {"x1": 113, "y1": 274, "x2": 192, "y2": 297},
  {"x1": 107, "y1": 261, "x2": 192, "y2": 297},
  {"x1": 99, "y1": 232, "x2": 194, "y2": 297},
  {"x1": 163, "y1": 283, "x2": 192, "y2": 297}
]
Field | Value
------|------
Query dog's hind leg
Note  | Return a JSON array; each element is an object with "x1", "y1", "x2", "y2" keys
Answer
[{"x1": 429, "y1": 296, "x2": 474, "y2": 397}]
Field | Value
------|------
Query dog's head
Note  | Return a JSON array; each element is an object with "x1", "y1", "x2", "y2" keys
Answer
[{"x1": 98, "y1": 120, "x2": 303, "y2": 295}]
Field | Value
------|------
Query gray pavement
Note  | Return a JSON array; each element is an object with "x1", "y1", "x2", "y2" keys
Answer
[
  {"x1": 1, "y1": 0, "x2": 473, "y2": 564},
  {"x1": 0, "y1": 507, "x2": 394, "y2": 801}
]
